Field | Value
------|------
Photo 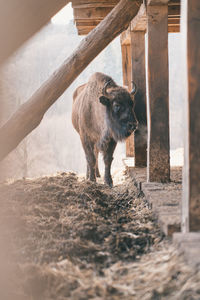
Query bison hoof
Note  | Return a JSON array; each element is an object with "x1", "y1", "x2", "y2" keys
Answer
[
  {"x1": 105, "y1": 177, "x2": 113, "y2": 187},
  {"x1": 88, "y1": 175, "x2": 96, "y2": 182},
  {"x1": 96, "y1": 169, "x2": 101, "y2": 178}
]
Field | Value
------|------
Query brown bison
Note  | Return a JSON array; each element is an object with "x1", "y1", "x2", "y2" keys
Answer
[{"x1": 72, "y1": 72, "x2": 138, "y2": 187}]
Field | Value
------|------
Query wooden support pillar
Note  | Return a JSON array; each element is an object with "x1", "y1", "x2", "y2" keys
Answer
[
  {"x1": 147, "y1": 4, "x2": 170, "y2": 182},
  {"x1": 131, "y1": 30, "x2": 147, "y2": 167},
  {"x1": 182, "y1": 0, "x2": 200, "y2": 232},
  {"x1": 121, "y1": 44, "x2": 132, "y2": 90},
  {"x1": 121, "y1": 43, "x2": 135, "y2": 157}
]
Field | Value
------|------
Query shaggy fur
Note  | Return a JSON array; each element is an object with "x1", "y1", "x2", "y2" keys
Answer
[{"x1": 72, "y1": 72, "x2": 138, "y2": 186}]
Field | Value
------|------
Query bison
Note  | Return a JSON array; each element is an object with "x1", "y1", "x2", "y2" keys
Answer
[{"x1": 72, "y1": 72, "x2": 138, "y2": 187}]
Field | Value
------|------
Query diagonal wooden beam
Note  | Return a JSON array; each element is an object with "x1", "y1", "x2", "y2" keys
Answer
[{"x1": 0, "y1": 0, "x2": 142, "y2": 161}]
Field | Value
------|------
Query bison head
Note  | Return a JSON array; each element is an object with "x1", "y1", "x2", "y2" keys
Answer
[{"x1": 99, "y1": 81, "x2": 138, "y2": 141}]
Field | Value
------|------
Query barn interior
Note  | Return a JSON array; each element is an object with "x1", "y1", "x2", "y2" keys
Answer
[{"x1": 0, "y1": 0, "x2": 200, "y2": 299}]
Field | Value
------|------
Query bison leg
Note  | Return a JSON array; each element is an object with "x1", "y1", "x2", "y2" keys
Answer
[
  {"x1": 103, "y1": 139, "x2": 117, "y2": 187},
  {"x1": 87, "y1": 162, "x2": 97, "y2": 179},
  {"x1": 81, "y1": 136, "x2": 96, "y2": 182},
  {"x1": 96, "y1": 166, "x2": 100, "y2": 178},
  {"x1": 94, "y1": 145, "x2": 100, "y2": 178},
  {"x1": 86, "y1": 163, "x2": 90, "y2": 179}
]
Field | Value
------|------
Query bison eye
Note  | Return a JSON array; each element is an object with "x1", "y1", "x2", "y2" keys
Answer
[{"x1": 113, "y1": 103, "x2": 121, "y2": 113}]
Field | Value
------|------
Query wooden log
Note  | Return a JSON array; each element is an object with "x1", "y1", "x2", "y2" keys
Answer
[
  {"x1": 131, "y1": 31, "x2": 147, "y2": 167},
  {"x1": 147, "y1": 4, "x2": 170, "y2": 182},
  {"x1": 182, "y1": 0, "x2": 200, "y2": 232},
  {"x1": 121, "y1": 43, "x2": 135, "y2": 158},
  {"x1": 0, "y1": 0, "x2": 142, "y2": 161},
  {"x1": 0, "y1": 0, "x2": 68, "y2": 65}
]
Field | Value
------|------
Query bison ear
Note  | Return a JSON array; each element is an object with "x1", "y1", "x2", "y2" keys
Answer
[{"x1": 99, "y1": 96, "x2": 110, "y2": 106}]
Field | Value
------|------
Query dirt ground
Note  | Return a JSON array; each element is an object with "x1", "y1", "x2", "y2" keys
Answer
[{"x1": 0, "y1": 171, "x2": 199, "y2": 300}]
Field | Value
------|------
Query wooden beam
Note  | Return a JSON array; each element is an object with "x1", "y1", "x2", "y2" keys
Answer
[
  {"x1": 168, "y1": 17, "x2": 180, "y2": 24},
  {"x1": 73, "y1": 7, "x2": 112, "y2": 20},
  {"x1": 120, "y1": 27, "x2": 131, "y2": 45},
  {"x1": 147, "y1": 4, "x2": 170, "y2": 182},
  {"x1": 168, "y1": 0, "x2": 180, "y2": 5},
  {"x1": 76, "y1": 20, "x2": 100, "y2": 26},
  {"x1": 0, "y1": 0, "x2": 142, "y2": 161},
  {"x1": 168, "y1": 25, "x2": 180, "y2": 32},
  {"x1": 123, "y1": 2, "x2": 180, "y2": 41},
  {"x1": 182, "y1": 0, "x2": 200, "y2": 232},
  {"x1": 121, "y1": 43, "x2": 135, "y2": 157},
  {"x1": 131, "y1": 31, "x2": 147, "y2": 167},
  {"x1": 148, "y1": 0, "x2": 169, "y2": 4},
  {"x1": 0, "y1": 0, "x2": 68, "y2": 65},
  {"x1": 168, "y1": 5, "x2": 180, "y2": 16},
  {"x1": 72, "y1": 1, "x2": 119, "y2": 9},
  {"x1": 131, "y1": 3, "x2": 147, "y2": 32}
]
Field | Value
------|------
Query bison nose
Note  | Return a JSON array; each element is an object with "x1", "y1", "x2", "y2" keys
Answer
[{"x1": 128, "y1": 122, "x2": 138, "y2": 132}]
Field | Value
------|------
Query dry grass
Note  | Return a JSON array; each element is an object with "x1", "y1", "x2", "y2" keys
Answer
[{"x1": 0, "y1": 172, "x2": 199, "y2": 299}]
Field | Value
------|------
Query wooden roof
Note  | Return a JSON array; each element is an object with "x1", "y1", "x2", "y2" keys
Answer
[
  {"x1": 72, "y1": 0, "x2": 180, "y2": 36},
  {"x1": 72, "y1": 0, "x2": 120, "y2": 35}
]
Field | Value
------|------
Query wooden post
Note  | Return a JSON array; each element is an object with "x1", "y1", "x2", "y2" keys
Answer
[
  {"x1": 146, "y1": 4, "x2": 170, "y2": 182},
  {"x1": 121, "y1": 43, "x2": 135, "y2": 157},
  {"x1": 121, "y1": 44, "x2": 132, "y2": 90},
  {"x1": 0, "y1": 0, "x2": 142, "y2": 161},
  {"x1": 182, "y1": 0, "x2": 200, "y2": 232},
  {"x1": 131, "y1": 30, "x2": 147, "y2": 167}
]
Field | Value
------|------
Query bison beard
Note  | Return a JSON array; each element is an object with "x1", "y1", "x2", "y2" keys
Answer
[{"x1": 72, "y1": 72, "x2": 138, "y2": 187}]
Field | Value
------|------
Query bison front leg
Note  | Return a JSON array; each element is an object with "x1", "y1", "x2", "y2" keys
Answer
[
  {"x1": 86, "y1": 163, "x2": 90, "y2": 179},
  {"x1": 87, "y1": 148, "x2": 100, "y2": 179},
  {"x1": 81, "y1": 136, "x2": 96, "y2": 182},
  {"x1": 94, "y1": 145, "x2": 100, "y2": 178},
  {"x1": 103, "y1": 139, "x2": 117, "y2": 187}
]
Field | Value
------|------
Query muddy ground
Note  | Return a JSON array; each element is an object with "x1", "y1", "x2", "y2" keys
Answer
[{"x1": 0, "y1": 172, "x2": 199, "y2": 300}]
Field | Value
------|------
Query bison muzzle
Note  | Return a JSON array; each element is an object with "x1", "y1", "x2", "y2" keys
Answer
[{"x1": 72, "y1": 72, "x2": 138, "y2": 187}]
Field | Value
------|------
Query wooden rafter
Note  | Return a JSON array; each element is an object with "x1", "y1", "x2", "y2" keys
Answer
[
  {"x1": 120, "y1": 0, "x2": 180, "y2": 45},
  {"x1": 72, "y1": 0, "x2": 121, "y2": 35}
]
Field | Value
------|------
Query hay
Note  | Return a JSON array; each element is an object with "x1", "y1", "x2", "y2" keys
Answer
[{"x1": 0, "y1": 172, "x2": 199, "y2": 299}]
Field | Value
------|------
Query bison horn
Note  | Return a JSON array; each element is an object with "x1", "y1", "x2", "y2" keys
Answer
[
  {"x1": 102, "y1": 79, "x2": 112, "y2": 97},
  {"x1": 131, "y1": 81, "x2": 137, "y2": 96}
]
